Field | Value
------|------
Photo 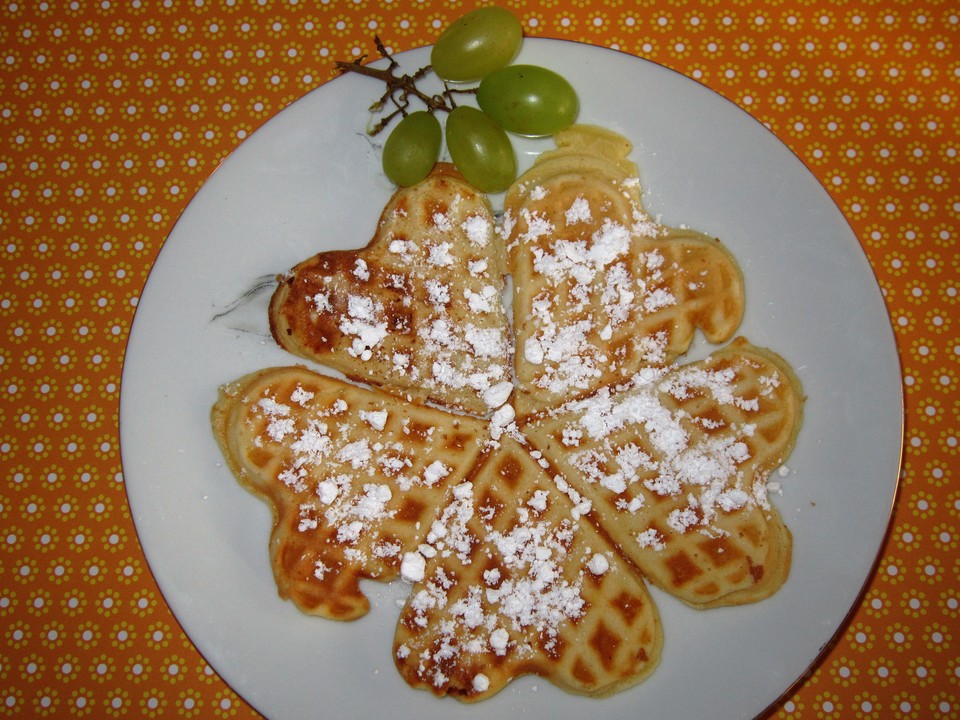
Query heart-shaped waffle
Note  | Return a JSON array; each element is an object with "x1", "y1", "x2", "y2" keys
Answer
[
  {"x1": 522, "y1": 337, "x2": 804, "y2": 608},
  {"x1": 393, "y1": 434, "x2": 663, "y2": 701},
  {"x1": 211, "y1": 366, "x2": 488, "y2": 620},
  {"x1": 270, "y1": 163, "x2": 512, "y2": 417},
  {"x1": 504, "y1": 125, "x2": 745, "y2": 416}
]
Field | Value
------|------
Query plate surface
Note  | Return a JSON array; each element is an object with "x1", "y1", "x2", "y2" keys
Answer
[{"x1": 120, "y1": 40, "x2": 903, "y2": 720}]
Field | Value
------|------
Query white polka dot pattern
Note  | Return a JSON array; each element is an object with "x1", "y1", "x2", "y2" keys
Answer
[{"x1": 0, "y1": 1, "x2": 957, "y2": 718}]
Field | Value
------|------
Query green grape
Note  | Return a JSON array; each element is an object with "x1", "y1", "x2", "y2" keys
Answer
[
  {"x1": 431, "y1": 7, "x2": 523, "y2": 83},
  {"x1": 382, "y1": 111, "x2": 442, "y2": 187},
  {"x1": 445, "y1": 106, "x2": 516, "y2": 193},
  {"x1": 476, "y1": 65, "x2": 579, "y2": 137}
]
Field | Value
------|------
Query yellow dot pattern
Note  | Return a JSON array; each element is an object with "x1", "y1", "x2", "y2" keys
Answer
[{"x1": 0, "y1": 1, "x2": 957, "y2": 718}]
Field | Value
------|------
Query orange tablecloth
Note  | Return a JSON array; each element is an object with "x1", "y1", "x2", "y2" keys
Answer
[{"x1": 1, "y1": 1, "x2": 956, "y2": 718}]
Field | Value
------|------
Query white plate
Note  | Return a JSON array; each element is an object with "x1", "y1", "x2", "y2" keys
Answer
[{"x1": 120, "y1": 40, "x2": 903, "y2": 720}]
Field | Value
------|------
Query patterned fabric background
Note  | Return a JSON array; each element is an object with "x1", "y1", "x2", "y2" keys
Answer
[{"x1": 1, "y1": 1, "x2": 957, "y2": 717}]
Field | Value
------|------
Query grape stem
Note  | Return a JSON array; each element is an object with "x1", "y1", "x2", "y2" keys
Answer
[{"x1": 335, "y1": 35, "x2": 475, "y2": 135}]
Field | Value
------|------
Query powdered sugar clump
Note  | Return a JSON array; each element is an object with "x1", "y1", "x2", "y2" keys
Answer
[
  {"x1": 548, "y1": 352, "x2": 777, "y2": 552},
  {"x1": 340, "y1": 295, "x2": 388, "y2": 361}
]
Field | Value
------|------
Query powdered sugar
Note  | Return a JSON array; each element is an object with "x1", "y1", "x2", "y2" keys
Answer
[
  {"x1": 636, "y1": 528, "x2": 665, "y2": 551},
  {"x1": 311, "y1": 291, "x2": 332, "y2": 313},
  {"x1": 353, "y1": 258, "x2": 370, "y2": 281},
  {"x1": 512, "y1": 190, "x2": 692, "y2": 401},
  {"x1": 547, "y1": 352, "x2": 777, "y2": 549},
  {"x1": 422, "y1": 460, "x2": 450, "y2": 486},
  {"x1": 587, "y1": 553, "x2": 610, "y2": 575},
  {"x1": 247, "y1": 383, "x2": 483, "y2": 581},
  {"x1": 432, "y1": 212, "x2": 453, "y2": 232},
  {"x1": 399, "y1": 466, "x2": 602, "y2": 687},
  {"x1": 464, "y1": 325, "x2": 508, "y2": 358},
  {"x1": 401, "y1": 551, "x2": 426, "y2": 583},
  {"x1": 295, "y1": 183, "x2": 512, "y2": 416},
  {"x1": 564, "y1": 196, "x2": 592, "y2": 225},
  {"x1": 290, "y1": 385, "x2": 315, "y2": 406},
  {"x1": 482, "y1": 381, "x2": 513, "y2": 410},
  {"x1": 461, "y1": 214, "x2": 492, "y2": 246},
  {"x1": 531, "y1": 218, "x2": 631, "y2": 285},
  {"x1": 485, "y1": 519, "x2": 586, "y2": 637},
  {"x1": 464, "y1": 285, "x2": 498, "y2": 314},
  {"x1": 359, "y1": 409, "x2": 388, "y2": 431},
  {"x1": 427, "y1": 241, "x2": 454, "y2": 267},
  {"x1": 471, "y1": 673, "x2": 490, "y2": 693},
  {"x1": 340, "y1": 295, "x2": 388, "y2": 361},
  {"x1": 425, "y1": 279, "x2": 451, "y2": 307},
  {"x1": 258, "y1": 397, "x2": 295, "y2": 442}
]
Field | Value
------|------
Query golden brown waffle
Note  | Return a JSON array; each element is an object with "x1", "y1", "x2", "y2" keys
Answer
[
  {"x1": 393, "y1": 434, "x2": 663, "y2": 701},
  {"x1": 522, "y1": 338, "x2": 804, "y2": 608},
  {"x1": 503, "y1": 125, "x2": 744, "y2": 416},
  {"x1": 211, "y1": 365, "x2": 488, "y2": 620},
  {"x1": 213, "y1": 124, "x2": 807, "y2": 702},
  {"x1": 270, "y1": 163, "x2": 512, "y2": 417}
]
